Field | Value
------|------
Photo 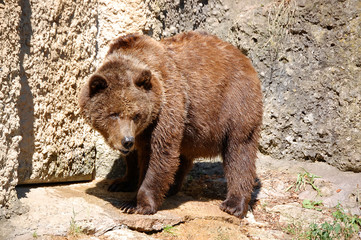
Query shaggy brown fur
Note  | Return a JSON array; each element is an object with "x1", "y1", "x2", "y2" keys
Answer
[{"x1": 78, "y1": 31, "x2": 263, "y2": 218}]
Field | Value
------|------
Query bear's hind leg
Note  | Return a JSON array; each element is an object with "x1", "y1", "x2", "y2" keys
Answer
[
  {"x1": 108, "y1": 150, "x2": 139, "y2": 192},
  {"x1": 220, "y1": 130, "x2": 258, "y2": 218}
]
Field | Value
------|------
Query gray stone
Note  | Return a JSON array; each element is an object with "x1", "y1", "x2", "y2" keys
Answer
[
  {"x1": 116, "y1": 213, "x2": 184, "y2": 232},
  {"x1": 258, "y1": 153, "x2": 361, "y2": 215},
  {"x1": 103, "y1": 228, "x2": 157, "y2": 240},
  {"x1": 247, "y1": 227, "x2": 291, "y2": 240},
  {"x1": 229, "y1": 0, "x2": 361, "y2": 172},
  {"x1": 94, "y1": 135, "x2": 125, "y2": 179},
  {"x1": 268, "y1": 203, "x2": 333, "y2": 225}
]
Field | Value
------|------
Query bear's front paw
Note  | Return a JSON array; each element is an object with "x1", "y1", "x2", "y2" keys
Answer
[
  {"x1": 134, "y1": 204, "x2": 157, "y2": 215},
  {"x1": 119, "y1": 201, "x2": 157, "y2": 215},
  {"x1": 108, "y1": 178, "x2": 138, "y2": 192},
  {"x1": 220, "y1": 195, "x2": 250, "y2": 218}
]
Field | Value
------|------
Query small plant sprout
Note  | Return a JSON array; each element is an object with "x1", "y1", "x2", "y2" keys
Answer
[
  {"x1": 68, "y1": 208, "x2": 83, "y2": 236},
  {"x1": 286, "y1": 168, "x2": 321, "y2": 196},
  {"x1": 302, "y1": 199, "x2": 323, "y2": 211},
  {"x1": 163, "y1": 225, "x2": 177, "y2": 236}
]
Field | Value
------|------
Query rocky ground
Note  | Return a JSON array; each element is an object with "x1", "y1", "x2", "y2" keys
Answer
[{"x1": 1, "y1": 154, "x2": 361, "y2": 240}]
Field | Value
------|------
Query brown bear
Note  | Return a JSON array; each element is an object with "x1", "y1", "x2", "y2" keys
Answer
[{"x1": 78, "y1": 31, "x2": 263, "y2": 218}]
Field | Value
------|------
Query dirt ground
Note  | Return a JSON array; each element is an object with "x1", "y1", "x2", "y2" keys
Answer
[{"x1": 1, "y1": 154, "x2": 360, "y2": 240}]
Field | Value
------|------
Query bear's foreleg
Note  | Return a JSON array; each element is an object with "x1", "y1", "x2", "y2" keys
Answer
[
  {"x1": 134, "y1": 100, "x2": 186, "y2": 214},
  {"x1": 108, "y1": 150, "x2": 139, "y2": 192},
  {"x1": 134, "y1": 135, "x2": 183, "y2": 214}
]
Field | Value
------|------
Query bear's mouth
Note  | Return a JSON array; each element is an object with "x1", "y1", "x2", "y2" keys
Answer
[{"x1": 119, "y1": 149, "x2": 130, "y2": 155}]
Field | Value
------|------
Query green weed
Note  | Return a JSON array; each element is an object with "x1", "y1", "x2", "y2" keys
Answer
[
  {"x1": 68, "y1": 208, "x2": 83, "y2": 236},
  {"x1": 163, "y1": 225, "x2": 177, "y2": 236},
  {"x1": 302, "y1": 199, "x2": 323, "y2": 211},
  {"x1": 286, "y1": 169, "x2": 321, "y2": 195}
]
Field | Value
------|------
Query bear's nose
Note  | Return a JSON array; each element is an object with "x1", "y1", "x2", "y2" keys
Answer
[{"x1": 121, "y1": 136, "x2": 135, "y2": 150}]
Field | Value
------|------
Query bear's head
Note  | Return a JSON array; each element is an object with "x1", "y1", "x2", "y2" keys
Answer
[{"x1": 79, "y1": 54, "x2": 162, "y2": 155}]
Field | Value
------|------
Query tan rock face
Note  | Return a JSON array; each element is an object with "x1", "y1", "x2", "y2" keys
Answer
[
  {"x1": 0, "y1": 0, "x2": 149, "y2": 208},
  {"x1": 0, "y1": 0, "x2": 22, "y2": 208},
  {"x1": 15, "y1": 0, "x2": 98, "y2": 184}
]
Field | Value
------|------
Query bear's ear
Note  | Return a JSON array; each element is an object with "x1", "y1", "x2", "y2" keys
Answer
[
  {"x1": 89, "y1": 75, "x2": 108, "y2": 97},
  {"x1": 134, "y1": 69, "x2": 152, "y2": 91},
  {"x1": 107, "y1": 33, "x2": 142, "y2": 54}
]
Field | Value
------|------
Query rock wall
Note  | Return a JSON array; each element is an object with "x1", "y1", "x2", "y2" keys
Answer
[
  {"x1": 256, "y1": 0, "x2": 361, "y2": 171},
  {"x1": 143, "y1": 0, "x2": 361, "y2": 172},
  {"x1": 15, "y1": 0, "x2": 98, "y2": 184},
  {"x1": 0, "y1": 0, "x2": 22, "y2": 209},
  {"x1": 0, "y1": 0, "x2": 148, "y2": 209}
]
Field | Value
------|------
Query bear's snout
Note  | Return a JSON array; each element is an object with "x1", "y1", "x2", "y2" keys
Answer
[
  {"x1": 114, "y1": 119, "x2": 136, "y2": 154},
  {"x1": 121, "y1": 136, "x2": 135, "y2": 150}
]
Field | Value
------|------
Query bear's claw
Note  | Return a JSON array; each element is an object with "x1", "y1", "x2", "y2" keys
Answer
[
  {"x1": 119, "y1": 201, "x2": 157, "y2": 215},
  {"x1": 119, "y1": 201, "x2": 137, "y2": 214},
  {"x1": 219, "y1": 196, "x2": 249, "y2": 218}
]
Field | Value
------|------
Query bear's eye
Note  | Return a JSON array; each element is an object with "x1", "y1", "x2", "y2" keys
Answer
[
  {"x1": 109, "y1": 113, "x2": 119, "y2": 119},
  {"x1": 133, "y1": 114, "x2": 141, "y2": 123}
]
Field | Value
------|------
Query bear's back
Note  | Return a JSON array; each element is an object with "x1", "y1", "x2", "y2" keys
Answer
[
  {"x1": 160, "y1": 32, "x2": 262, "y2": 157},
  {"x1": 161, "y1": 31, "x2": 260, "y2": 105}
]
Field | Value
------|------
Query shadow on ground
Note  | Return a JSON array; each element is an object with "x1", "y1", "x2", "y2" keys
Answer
[{"x1": 85, "y1": 160, "x2": 262, "y2": 212}]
